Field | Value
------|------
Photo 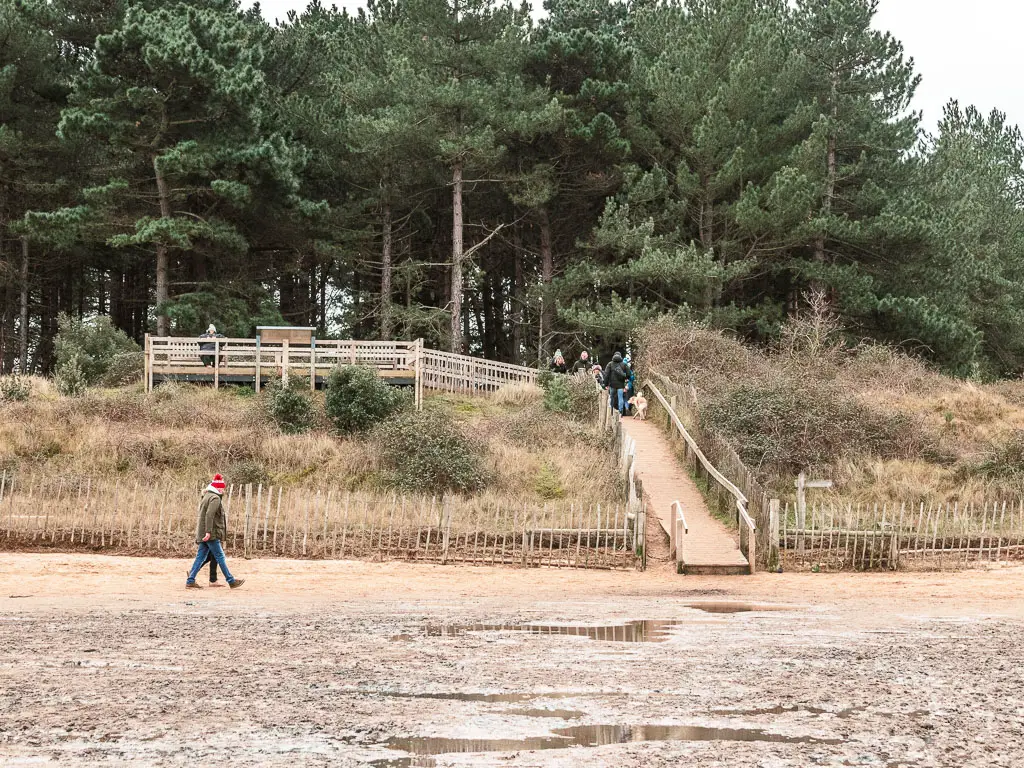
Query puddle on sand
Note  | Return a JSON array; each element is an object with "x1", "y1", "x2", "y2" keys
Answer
[
  {"x1": 425, "y1": 620, "x2": 685, "y2": 643},
  {"x1": 378, "y1": 691, "x2": 592, "y2": 703},
  {"x1": 715, "y1": 704, "x2": 866, "y2": 718},
  {"x1": 684, "y1": 602, "x2": 788, "y2": 614},
  {"x1": 387, "y1": 724, "x2": 843, "y2": 756},
  {"x1": 499, "y1": 708, "x2": 585, "y2": 719}
]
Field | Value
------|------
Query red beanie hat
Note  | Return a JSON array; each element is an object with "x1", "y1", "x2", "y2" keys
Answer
[{"x1": 209, "y1": 474, "x2": 226, "y2": 493}]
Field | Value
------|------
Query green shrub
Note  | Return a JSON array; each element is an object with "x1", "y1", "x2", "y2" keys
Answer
[
  {"x1": 54, "y1": 313, "x2": 141, "y2": 389},
  {"x1": 537, "y1": 369, "x2": 555, "y2": 390},
  {"x1": 325, "y1": 365, "x2": 408, "y2": 434},
  {"x1": 373, "y1": 408, "x2": 488, "y2": 494},
  {"x1": 264, "y1": 380, "x2": 315, "y2": 434},
  {"x1": 543, "y1": 375, "x2": 571, "y2": 412},
  {"x1": 543, "y1": 372, "x2": 598, "y2": 421},
  {"x1": 534, "y1": 462, "x2": 566, "y2": 499},
  {"x1": 55, "y1": 357, "x2": 87, "y2": 398},
  {"x1": 0, "y1": 372, "x2": 31, "y2": 402},
  {"x1": 99, "y1": 350, "x2": 145, "y2": 387}
]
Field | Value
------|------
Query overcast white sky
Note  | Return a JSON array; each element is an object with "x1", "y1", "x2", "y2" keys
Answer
[{"x1": 249, "y1": 0, "x2": 1023, "y2": 134}]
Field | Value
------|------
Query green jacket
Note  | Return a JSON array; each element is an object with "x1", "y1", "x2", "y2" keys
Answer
[{"x1": 196, "y1": 490, "x2": 228, "y2": 544}]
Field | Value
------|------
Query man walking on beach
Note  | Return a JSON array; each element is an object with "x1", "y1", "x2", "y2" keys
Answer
[{"x1": 186, "y1": 474, "x2": 244, "y2": 590}]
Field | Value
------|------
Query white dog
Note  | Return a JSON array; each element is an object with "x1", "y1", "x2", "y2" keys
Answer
[{"x1": 628, "y1": 394, "x2": 648, "y2": 421}]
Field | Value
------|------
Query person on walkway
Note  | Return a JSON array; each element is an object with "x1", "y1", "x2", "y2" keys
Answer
[
  {"x1": 591, "y1": 363, "x2": 605, "y2": 388},
  {"x1": 186, "y1": 474, "x2": 244, "y2": 590},
  {"x1": 603, "y1": 352, "x2": 631, "y2": 414},
  {"x1": 198, "y1": 324, "x2": 225, "y2": 368},
  {"x1": 571, "y1": 350, "x2": 592, "y2": 374},
  {"x1": 622, "y1": 354, "x2": 637, "y2": 414},
  {"x1": 549, "y1": 349, "x2": 568, "y2": 374}
]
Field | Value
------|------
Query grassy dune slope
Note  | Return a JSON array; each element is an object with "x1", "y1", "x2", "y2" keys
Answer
[
  {"x1": 0, "y1": 379, "x2": 619, "y2": 505},
  {"x1": 640, "y1": 318, "x2": 1024, "y2": 504}
]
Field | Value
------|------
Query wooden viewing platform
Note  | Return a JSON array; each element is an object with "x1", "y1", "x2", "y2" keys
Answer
[{"x1": 143, "y1": 334, "x2": 538, "y2": 406}]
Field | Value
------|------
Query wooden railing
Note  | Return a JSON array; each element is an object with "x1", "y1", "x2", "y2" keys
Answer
[
  {"x1": 670, "y1": 499, "x2": 688, "y2": 572},
  {"x1": 418, "y1": 347, "x2": 537, "y2": 396},
  {"x1": 144, "y1": 336, "x2": 537, "y2": 404},
  {"x1": 594, "y1": 385, "x2": 647, "y2": 569},
  {"x1": 645, "y1": 379, "x2": 756, "y2": 574}
]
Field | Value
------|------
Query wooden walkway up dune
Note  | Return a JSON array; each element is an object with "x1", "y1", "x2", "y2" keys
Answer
[{"x1": 622, "y1": 416, "x2": 751, "y2": 575}]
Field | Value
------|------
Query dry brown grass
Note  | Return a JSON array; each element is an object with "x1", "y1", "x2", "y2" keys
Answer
[
  {"x1": 0, "y1": 383, "x2": 616, "y2": 506},
  {"x1": 640, "y1": 316, "x2": 1024, "y2": 506}
]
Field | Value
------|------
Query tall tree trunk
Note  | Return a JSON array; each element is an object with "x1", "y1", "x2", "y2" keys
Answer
[
  {"x1": 111, "y1": 268, "x2": 125, "y2": 331},
  {"x1": 511, "y1": 224, "x2": 524, "y2": 363},
  {"x1": 450, "y1": 160, "x2": 465, "y2": 353},
  {"x1": 153, "y1": 155, "x2": 171, "y2": 335},
  {"x1": 813, "y1": 74, "x2": 839, "y2": 271},
  {"x1": 19, "y1": 238, "x2": 29, "y2": 371},
  {"x1": 538, "y1": 206, "x2": 554, "y2": 354},
  {"x1": 319, "y1": 262, "x2": 328, "y2": 335},
  {"x1": 699, "y1": 172, "x2": 712, "y2": 249},
  {"x1": 279, "y1": 271, "x2": 294, "y2": 322},
  {"x1": 381, "y1": 197, "x2": 393, "y2": 340}
]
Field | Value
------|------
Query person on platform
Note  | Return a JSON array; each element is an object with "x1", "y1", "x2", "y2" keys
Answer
[
  {"x1": 571, "y1": 350, "x2": 592, "y2": 374},
  {"x1": 549, "y1": 349, "x2": 568, "y2": 374},
  {"x1": 198, "y1": 324, "x2": 225, "y2": 368}
]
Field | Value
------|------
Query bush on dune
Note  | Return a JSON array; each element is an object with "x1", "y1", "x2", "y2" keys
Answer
[
  {"x1": 373, "y1": 407, "x2": 488, "y2": 494},
  {"x1": 325, "y1": 365, "x2": 408, "y2": 434}
]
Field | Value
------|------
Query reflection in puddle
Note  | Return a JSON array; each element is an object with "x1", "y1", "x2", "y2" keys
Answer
[
  {"x1": 387, "y1": 724, "x2": 842, "y2": 756},
  {"x1": 425, "y1": 620, "x2": 685, "y2": 643},
  {"x1": 684, "y1": 602, "x2": 788, "y2": 614},
  {"x1": 714, "y1": 704, "x2": 866, "y2": 718},
  {"x1": 379, "y1": 691, "x2": 592, "y2": 703},
  {"x1": 499, "y1": 708, "x2": 585, "y2": 720}
]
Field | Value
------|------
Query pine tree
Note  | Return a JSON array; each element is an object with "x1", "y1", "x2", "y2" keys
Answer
[
  {"x1": 394, "y1": 0, "x2": 560, "y2": 352},
  {"x1": 48, "y1": 0, "x2": 312, "y2": 336}
]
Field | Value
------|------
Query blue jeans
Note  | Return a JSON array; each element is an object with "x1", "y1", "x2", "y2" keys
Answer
[
  {"x1": 187, "y1": 540, "x2": 235, "y2": 585},
  {"x1": 608, "y1": 388, "x2": 625, "y2": 414}
]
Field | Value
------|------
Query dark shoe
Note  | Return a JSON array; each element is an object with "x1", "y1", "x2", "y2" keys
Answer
[
  {"x1": 186, "y1": 582, "x2": 203, "y2": 590},
  {"x1": 229, "y1": 578, "x2": 245, "y2": 589},
  {"x1": 208, "y1": 582, "x2": 226, "y2": 588}
]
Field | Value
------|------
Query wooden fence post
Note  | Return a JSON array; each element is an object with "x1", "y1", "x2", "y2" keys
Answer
[
  {"x1": 768, "y1": 499, "x2": 780, "y2": 571},
  {"x1": 441, "y1": 499, "x2": 452, "y2": 565},
  {"x1": 243, "y1": 484, "x2": 252, "y2": 559},
  {"x1": 795, "y1": 472, "x2": 806, "y2": 553}
]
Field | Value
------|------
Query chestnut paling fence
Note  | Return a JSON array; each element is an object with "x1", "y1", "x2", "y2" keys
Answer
[
  {"x1": 0, "y1": 472, "x2": 644, "y2": 570},
  {"x1": 772, "y1": 499, "x2": 1024, "y2": 570}
]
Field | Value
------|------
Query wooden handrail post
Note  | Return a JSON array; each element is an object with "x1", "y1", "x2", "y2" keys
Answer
[
  {"x1": 310, "y1": 336, "x2": 316, "y2": 392},
  {"x1": 213, "y1": 338, "x2": 220, "y2": 390},
  {"x1": 255, "y1": 335, "x2": 261, "y2": 393},
  {"x1": 282, "y1": 338, "x2": 289, "y2": 386},
  {"x1": 144, "y1": 333, "x2": 152, "y2": 392}
]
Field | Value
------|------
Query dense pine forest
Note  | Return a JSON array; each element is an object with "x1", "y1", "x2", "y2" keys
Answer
[{"x1": 0, "y1": 0, "x2": 1022, "y2": 377}]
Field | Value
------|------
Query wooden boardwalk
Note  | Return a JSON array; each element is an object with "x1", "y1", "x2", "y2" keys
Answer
[{"x1": 622, "y1": 417, "x2": 749, "y2": 574}]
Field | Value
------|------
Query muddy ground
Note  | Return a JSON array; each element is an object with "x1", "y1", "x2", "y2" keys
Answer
[{"x1": 1, "y1": 554, "x2": 1022, "y2": 767}]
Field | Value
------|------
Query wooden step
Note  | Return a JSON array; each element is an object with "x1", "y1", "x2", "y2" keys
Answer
[{"x1": 681, "y1": 563, "x2": 751, "y2": 576}]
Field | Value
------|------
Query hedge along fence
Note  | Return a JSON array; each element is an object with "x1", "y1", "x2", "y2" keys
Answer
[
  {"x1": 774, "y1": 499, "x2": 1024, "y2": 571},
  {"x1": 0, "y1": 472, "x2": 641, "y2": 570}
]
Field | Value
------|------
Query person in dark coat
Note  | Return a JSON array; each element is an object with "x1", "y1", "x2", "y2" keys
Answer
[
  {"x1": 571, "y1": 350, "x2": 592, "y2": 374},
  {"x1": 603, "y1": 353, "x2": 632, "y2": 414},
  {"x1": 186, "y1": 474, "x2": 244, "y2": 589},
  {"x1": 198, "y1": 324, "x2": 225, "y2": 368}
]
